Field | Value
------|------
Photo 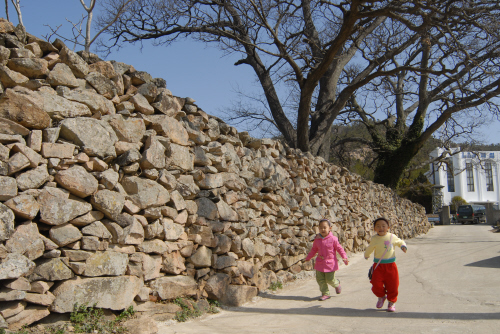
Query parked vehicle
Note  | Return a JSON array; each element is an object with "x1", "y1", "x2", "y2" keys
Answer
[{"x1": 456, "y1": 205, "x2": 486, "y2": 224}]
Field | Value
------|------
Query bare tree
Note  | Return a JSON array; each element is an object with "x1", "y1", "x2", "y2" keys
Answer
[
  {"x1": 4, "y1": 0, "x2": 9, "y2": 22},
  {"x1": 98, "y1": 0, "x2": 500, "y2": 188},
  {"x1": 6, "y1": 0, "x2": 23, "y2": 27},
  {"x1": 44, "y1": 0, "x2": 135, "y2": 52}
]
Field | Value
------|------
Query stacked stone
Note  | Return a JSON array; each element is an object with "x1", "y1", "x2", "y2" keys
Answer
[{"x1": 0, "y1": 19, "x2": 430, "y2": 330}]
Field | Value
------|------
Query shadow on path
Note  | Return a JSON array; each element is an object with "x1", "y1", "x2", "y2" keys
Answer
[
  {"x1": 231, "y1": 305, "x2": 500, "y2": 321},
  {"x1": 258, "y1": 293, "x2": 319, "y2": 302},
  {"x1": 465, "y1": 255, "x2": 500, "y2": 269}
]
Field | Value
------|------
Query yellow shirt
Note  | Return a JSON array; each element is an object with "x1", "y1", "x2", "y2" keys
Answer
[{"x1": 364, "y1": 233, "x2": 407, "y2": 263}]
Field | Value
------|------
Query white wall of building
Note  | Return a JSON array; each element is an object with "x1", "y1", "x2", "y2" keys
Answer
[{"x1": 428, "y1": 148, "x2": 500, "y2": 208}]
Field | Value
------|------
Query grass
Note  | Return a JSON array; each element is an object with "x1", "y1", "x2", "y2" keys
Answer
[
  {"x1": 173, "y1": 298, "x2": 203, "y2": 322},
  {"x1": 70, "y1": 303, "x2": 135, "y2": 334},
  {"x1": 269, "y1": 281, "x2": 283, "y2": 291},
  {"x1": 207, "y1": 299, "x2": 220, "y2": 314}
]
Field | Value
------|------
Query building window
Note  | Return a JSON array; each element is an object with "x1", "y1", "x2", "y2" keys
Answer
[
  {"x1": 447, "y1": 159, "x2": 455, "y2": 192},
  {"x1": 481, "y1": 153, "x2": 486, "y2": 158},
  {"x1": 490, "y1": 153, "x2": 495, "y2": 159},
  {"x1": 466, "y1": 162, "x2": 474, "y2": 192},
  {"x1": 485, "y1": 162, "x2": 494, "y2": 191}
]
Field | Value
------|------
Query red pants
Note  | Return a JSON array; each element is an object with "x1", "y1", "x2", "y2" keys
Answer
[{"x1": 370, "y1": 262, "x2": 399, "y2": 302}]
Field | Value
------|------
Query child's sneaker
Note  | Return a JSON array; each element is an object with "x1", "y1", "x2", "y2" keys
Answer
[
  {"x1": 376, "y1": 296, "x2": 387, "y2": 308},
  {"x1": 319, "y1": 295, "x2": 331, "y2": 301},
  {"x1": 335, "y1": 285, "x2": 342, "y2": 294},
  {"x1": 387, "y1": 302, "x2": 396, "y2": 312}
]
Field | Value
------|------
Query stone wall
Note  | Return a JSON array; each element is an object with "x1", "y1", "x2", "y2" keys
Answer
[{"x1": 0, "y1": 19, "x2": 431, "y2": 330}]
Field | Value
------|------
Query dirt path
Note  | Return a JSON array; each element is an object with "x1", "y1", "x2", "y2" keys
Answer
[{"x1": 158, "y1": 224, "x2": 500, "y2": 334}]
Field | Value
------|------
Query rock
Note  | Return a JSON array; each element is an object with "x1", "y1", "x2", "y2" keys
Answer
[
  {"x1": 242, "y1": 238, "x2": 255, "y2": 258},
  {"x1": 130, "y1": 93, "x2": 154, "y2": 115},
  {"x1": 0, "y1": 288, "x2": 26, "y2": 302},
  {"x1": 5, "y1": 305, "x2": 50, "y2": 331},
  {"x1": 85, "y1": 71, "x2": 117, "y2": 99},
  {"x1": 59, "y1": 87, "x2": 115, "y2": 115},
  {"x1": 38, "y1": 189, "x2": 92, "y2": 225},
  {"x1": 162, "y1": 251, "x2": 186, "y2": 275},
  {"x1": 60, "y1": 117, "x2": 118, "y2": 158},
  {"x1": 149, "y1": 275, "x2": 197, "y2": 300},
  {"x1": 140, "y1": 253, "x2": 162, "y2": 281},
  {"x1": 0, "y1": 87, "x2": 51, "y2": 129},
  {"x1": 146, "y1": 115, "x2": 189, "y2": 145},
  {"x1": 50, "y1": 276, "x2": 143, "y2": 313},
  {"x1": 7, "y1": 152, "x2": 30, "y2": 175},
  {"x1": 219, "y1": 285, "x2": 258, "y2": 306},
  {"x1": 41, "y1": 142, "x2": 75, "y2": 159},
  {"x1": 0, "y1": 117, "x2": 29, "y2": 136},
  {"x1": 84, "y1": 251, "x2": 129, "y2": 277},
  {"x1": 81, "y1": 221, "x2": 112, "y2": 239},
  {"x1": 11, "y1": 143, "x2": 43, "y2": 167},
  {"x1": 140, "y1": 135, "x2": 166, "y2": 169},
  {"x1": 217, "y1": 199, "x2": 239, "y2": 221},
  {"x1": 70, "y1": 211, "x2": 104, "y2": 227},
  {"x1": 30, "y1": 281, "x2": 54, "y2": 294},
  {"x1": 197, "y1": 173, "x2": 224, "y2": 190},
  {"x1": 162, "y1": 218, "x2": 184, "y2": 241},
  {"x1": 169, "y1": 143, "x2": 194, "y2": 171},
  {"x1": 214, "y1": 256, "x2": 236, "y2": 269},
  {"x1": 237, "y1": 260, "x2": 255, "y2": 278},
  {"x1": 0, "y1": 301, "x2": 26, "y2": 319},
  {"x1": 106, "y1": 115, "x2": 145, "y2": 143},
  {"x1": 91, "y1": 189, "x2": 125, "y2": 219},
  {"x1": 169, "y1": 190, "x2": 187, "y2": 211},
  {"x1": 29, "y1": 258, "x2": 74, "y2": 281},
  {"x1": 4, "y1": 194, "x2": 40, "y2": 220},
  {"x1": 47, "y1": 63, "x2": 79, "y2": 87},
  {"x1": 205, "y1": 273, "x2": 230, "y2": 300},
  {"x1": 7, "y1": 58, "x2": 49, "y2": 78},
  {"x1": 0, "y1": 65, "x2": 29, "y2": 87},
  {"x1": 54, "y1": 165, "x2": 98, "y2": 198},
  {"x1": 89, "y1": 61, "x2": 117, "y2": 78},
  {"x1": 188, "y1": 245, "x2": 212, "y2": 268},
  {"x1": 49, "y1": 224, "x2": 83, "y2": 247},
  {"x1": 0, "y1": 202, "x2": 14, "y2": 242},
  {"x1": 59, "y1": 46, "x2": 89, "y2": 78},
  {"x1": 137, "y1": 82, "x2": 158, "y2": 102},
  {"x1": 23, "y1": 292, "x2": 55, "y2": 306},
  {"x1": 136, "y1": 239, "x2": 167, "y2": 254},
  {"x1": 3, "y1": 277, "x2": 30, "y2": 291},
  {"x1": 0, "y1": 176, "x2": 17, "y2": 201},
  {"x1": 121, "y1": 219, "x2": 144, "y2": 245},
  {"x1": 0, "y1": 254, "x2": 35, "y2": 280},
  {"x1": 15, "y1": 164, "x2": 50, "y2": 191},
  {"x1": 195, "y1": 197, "x2": 218, "y2": 220},
  {"x1": 37, "y1": 90, "x2": 92, "y2": 120},
  {"x1": 5, "y1": 222, "x2": 41, "y2": 256},
  {"x1": 121, "y1": 176, "x2": 170, "y2": 209},
  {"x1": 151, "y1": 89, "x2": 182, "y2": 116}
]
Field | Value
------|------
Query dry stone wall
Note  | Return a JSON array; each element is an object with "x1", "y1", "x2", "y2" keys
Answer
[{"x1": 0, "y1": 19, "x2": 431, "y2": 330}]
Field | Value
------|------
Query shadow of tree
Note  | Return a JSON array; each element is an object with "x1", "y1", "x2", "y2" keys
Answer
[{"x1": 465, "y1": 255, "x2": 500, "y2": 269}]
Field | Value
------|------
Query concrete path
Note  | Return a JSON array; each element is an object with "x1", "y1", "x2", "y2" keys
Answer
[{"x1": 158, "y1": 224, "x2": 500, "y2": 334}]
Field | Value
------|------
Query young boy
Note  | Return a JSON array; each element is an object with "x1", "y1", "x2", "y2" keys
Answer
[{"x1": 364, "y1": 217, "x2": 407, "y2": 312}]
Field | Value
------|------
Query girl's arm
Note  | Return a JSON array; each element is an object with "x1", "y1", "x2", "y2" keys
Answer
[
  {"x1": 305, "y1": 240, "x2": 319, "y2": 262},
  {"x1": 333, "y1": 239, "x2": 348, "y2": 264}
]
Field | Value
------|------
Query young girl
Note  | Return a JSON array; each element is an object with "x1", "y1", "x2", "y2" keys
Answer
[
  {"x1": 364, "y1": 217, "x2": 407, "y2": 312},
  {"x1": 305, "y1": 218, "x2": 349, "y2": 300}
]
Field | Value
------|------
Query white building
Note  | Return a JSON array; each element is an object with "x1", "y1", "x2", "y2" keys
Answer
[{"x1": 427, "y1": 147, "x2": 500, "y2": 208}]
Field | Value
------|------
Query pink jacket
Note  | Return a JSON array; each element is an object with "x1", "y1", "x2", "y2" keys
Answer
[{"x1": 305, "y1": 232, "x2": 347, "y2": 272}]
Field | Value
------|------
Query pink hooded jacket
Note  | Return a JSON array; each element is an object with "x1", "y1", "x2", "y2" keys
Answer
[{"x1": 305, "y1": 232, "x2": 347, "y2": 272}]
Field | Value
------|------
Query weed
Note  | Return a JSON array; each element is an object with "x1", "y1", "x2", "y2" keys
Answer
[
  {"x1": 207, "y1": 299, "x2": 220, "y2": 314},
  {"x1": 69, "y1": 303, "x2": 135, "y2": 334},
  {"x1": 173, "y1": 298, "x2": 202, "y2": 322},
  {"x1": 269, "y1": 281, "x2": 283, "y2": 291},
  {"x1": 1, "y1": 328, "x2": 29, "y2": 334}
]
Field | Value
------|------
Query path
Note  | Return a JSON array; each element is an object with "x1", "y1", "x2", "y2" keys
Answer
[{"x1": 158, "y1": 224, "x2": 500, "y2": 334}]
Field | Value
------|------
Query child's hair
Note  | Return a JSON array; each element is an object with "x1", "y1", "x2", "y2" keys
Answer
[
  {"x1": 319, "y1": 218, "x2": 331, "y2": 227},
  {"x1": 373, "y1": 217, "x2": 390, "y2": 226}
]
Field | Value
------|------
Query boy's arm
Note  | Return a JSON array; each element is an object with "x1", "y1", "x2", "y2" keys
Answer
[
  {"x1": 392, "y1": 234, "x2": 407, "y2": 251},
  {"x1": 364, "y1": 242, "x2": 375, "y2": 259}
]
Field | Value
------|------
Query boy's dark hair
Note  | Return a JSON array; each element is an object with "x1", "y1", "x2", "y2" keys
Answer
[
  {"x1": 373, "y1": 217, "x2": 390, "y2": 226},
  {"x1": 319, "y1": 218, "x2": 331, "y2": 227}
]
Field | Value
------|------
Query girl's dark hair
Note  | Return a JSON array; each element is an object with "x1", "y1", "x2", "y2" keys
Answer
[
  {"x1": 373, "y1": 217, "x2": 390, "y2": 226},
  {"x1": 319, "y1": 218, "x2": 331, "y2": 226}
]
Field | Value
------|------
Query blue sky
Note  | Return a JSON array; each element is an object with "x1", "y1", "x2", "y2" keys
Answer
[{"x1": 5, "y1": 1, "x2": 500, "y2": 144}]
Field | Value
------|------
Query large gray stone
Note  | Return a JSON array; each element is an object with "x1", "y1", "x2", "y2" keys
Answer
[
  {"x1": 149, "y1": 275, "x2": 197, "y2": 300},
  {"x1": 146, "y1": 115, "x2": 189, "y2": 146},
  {"x1": 121, "y1": 176, "x2": 170, "y2": 209},
  {"x1": 15, "y1": 164, "x2": 51, "y2": 191},
  {"x1": 188, "y1": 245, "x2": 212, "y2": 268},
  {"x1": 0, "y1": 202, "x2": 15, "y2": 241},
  {"x1": 4, "y1": 305, "x2": 50, "y2": 331},
  {"x1": 4, "y1": 194, "x2": 40, "y2": 220},
  {"x1": 84, "y1": 251, "x2": 129, "y2": 277},
  {"x1": 49, "y1": 224, "x2": 83, "y2": 247},
  {"x1": 60, "y1": 117, "x2": 118, "y2": 158},
  {"x1": 106, "y1": 115, "x2": 145, "y2": 143},
  {"x1": 59, "y1": 87, "x2": 115, "y2": 115},
  {"x1": 81, "y1": 221, "x2": 112, "y2": 239},
  {"x1": 0, "y1": 254, "x2": 35, "y2": 280},
  {"x1": 54, "y1": 165, "x2": 99, "y2": 198},
  {"x1": 0, "y1": 87, "x2": 51, "y2": 129},
  {"x1": 195, "y1": 197, "x2": 218, "y2": 220},
  {"x1": 140, "y1": 135, "x2": 166, "y2": 169},
  {"x1": 47, "y1": 63, "x2": 79, "y2": 87},
  {"x1": 91, "y1": 189, "x2": 125, "y2": 219},
  {"x1": 168, "y1": 143, "x2": 193, "y2": 171},
  {"x1": 37, "y1": 91, "x2": 92, "y2": 121},
  {"x1": 59, "y1": 46, "x2": 89, "y2": 78},
  {"x1": 5, "y1": 222, "x2": 41, "y2": 256},
  {"x1": 29, "y1": 258, "x2": 74, "y2": 281},
  {"x1": 50, "y1": 276, "x2": 143, "y2": 312},
  {"x1": 219, "y1": 285, "x2": 258, "y2": 306},
  {"x1": 205, "y1": 273, "x2": 230, "y2": 300},
  {"x1": 0, "y1": 176, "x2": 17, "y2": 201},
  {"x1": 38, "y1": 189, "x2": 92, "y2": 225},
  {"x1": 7, "y1": 58, "x2": 49, "y2": 78},
  {"x1": 162, "y1": 218, "x2": 184, "y2": 241}
]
